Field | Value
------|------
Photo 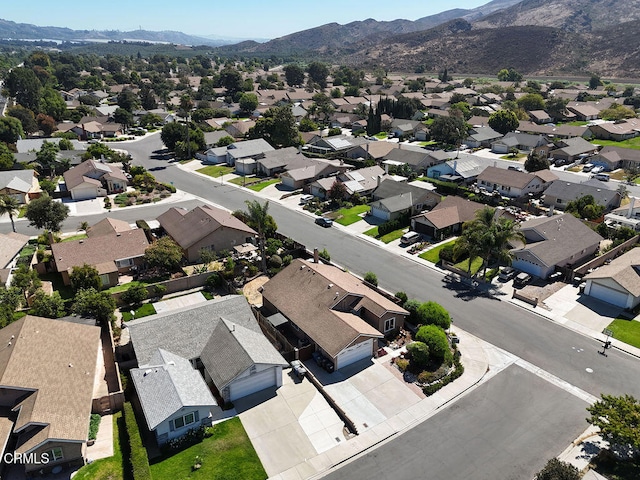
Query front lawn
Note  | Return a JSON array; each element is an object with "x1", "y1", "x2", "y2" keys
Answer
[
  {"x1": 500, "y1": 153, "x2": 526, "y2": 160},
  {"x1": 606, "y1": 318, "x2": 640, "y2": 349},
  {"x1": 454, "y1": 256, "x2": 483, "y2": 275},
  {"x1": 334, "y1": 205, "x2": 370, "y2": 226},
  {"x1": 61, "y1": 233, "x2": 88, "y2": 242},
  {"x1": 593, "y1": 137, "x2": 640, "y2": 151},
  {"x1": 73, "y1": 412, "x2": 127, "y2": 480},
  {"x1": 419, "y1": 240, "x2": 456, "y2": 263},
  {"x1": 150, "y1": 417, "x2": 266, "y2": 480},
  {"x1": 121, "y1": 303, "x2": 156, "y2": 322},
  {"x1": 248, "y1": 178, "x2": 280, "y2": 191},
  {"x1": 197, "y1": 165, "x2": 235, "y2": 178},
  {"x1": 363, "y1": 226, "x2": 406, "y2": 243}
]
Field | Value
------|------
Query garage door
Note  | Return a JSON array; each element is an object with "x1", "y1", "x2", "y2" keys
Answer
[
  {"x1": 589, "y1": 283, "x2": 629, "y2": 308},
  {"x1": 229, "y1": 367, "x2": 276, "y2": 401},
  {"x1": 336, "y1": 339, "x2": 373, "y2": 370}
]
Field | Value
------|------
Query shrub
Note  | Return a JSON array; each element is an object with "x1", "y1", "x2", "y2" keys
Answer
[
  {"x1": 318, "y1": 248, "x2": 330, "y2": 262},
  {"x1": 135, "y1": 219, "x2": 150, "y2": 230},
  {"x1": 395, "y1": 291, "x2": 408, "y2": 304},
  {"x1": 438, "y1": 244, "x2": 455, "y2": 262},
  {"x1": 282, "y1": 254, "x2": 293, "y2": 267},
  {"x1": 416, "y1": 324, "x2": 451, "y2": 363},
  {"x1": 206, "y1": 273, "x2": 223, "y2": 290},
  {"x1": 154, "y1": 284, "x2": 166, "y2": 297},
  {"x1": 120, "y1": 283, "x2": 148, "y2": 307},
  {"x1": 89, "y1": 413, "x2": 101, "y2": 440},
  {"x1": 422, "y1": 358, "x2": 464, "y2": 396},
  {"x1": 416, "y1": 301, "x2": 451, "y2": 329},
  {"x1": 123, "y1": 402, "x2": 151, "y2": 480},
  {"x1": 165, "y1": 425, "x2": 206, "y2": 452},
  {"x1": 407, "y1": 341, "x2": 430, "y2": 368},
  {"x1": 403, "y1": 299, "x2": 421, "y2": 323},
  {"x1": 269, "y1": 254, "x2": 283, "y2": 268},
  {"x1": 395, "y1": 358, "x2": 409, "y2": 372},
  {"x1": 162, "y1": 183, "x2": 176, "y2": 193},
  {"x1": 364, "y1": 271, "x2": 378, "y2": 286}
]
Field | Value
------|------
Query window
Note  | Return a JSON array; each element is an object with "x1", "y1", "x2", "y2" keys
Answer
[
  {"x1": 116, "y1": 258, "x2": 134, "y2": 268},
  {"x1": 171, "y1": 411, "x2": 199, "y2": 431},
  {"x1": 99, "y1": 274, "x2": 110, "y2": 286},
  {"x1": 557, "y1": 199, "x2": 562, "y2": 204},
  {"x1": 49, "y1": 447, "x2": 63, "y2": 462},
  {"x1": 384, "y1": 317, "x2": 395, "y2": 333}
]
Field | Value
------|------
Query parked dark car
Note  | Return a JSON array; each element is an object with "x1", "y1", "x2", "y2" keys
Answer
[
  {"x1": 513, "y1": 272, "x2": 532, "y2": 288},
  {"x1": 315, "y1": 217, "x2": 333, "y2": 227},
  {"x1": 498, "y1": 266, "x2": 517, "y2": 281}
]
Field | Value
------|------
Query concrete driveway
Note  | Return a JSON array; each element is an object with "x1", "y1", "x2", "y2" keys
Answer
[
  {"x1": 304, "y1": 358, "x2": 423, "y2": 434},
  {"x1": 237, "y1": 371, "x2": 345, "y2": 477}
]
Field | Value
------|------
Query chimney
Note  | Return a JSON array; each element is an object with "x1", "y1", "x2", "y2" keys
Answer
[
  {"x1": 628, "y1": 196, "x2": 635, "y2": 219},
  {"x1": 548, "y1": 205, "x2": 555, "y2": 216},
  {"x1": 313, "y1": 248, "x2": 319, "y2": 263},
  {"x1": 385, "y1": 163, "x2": 389, "y2": 175},
  {"x1": 377, "y1": 175, "x2": 382, "y2": 187},
  {"x1": 48, "y1": 231, "x2": 54, "y2": 245},
  {"x1": 452, "y1": 160, "x2": 457, "y2": 175}
]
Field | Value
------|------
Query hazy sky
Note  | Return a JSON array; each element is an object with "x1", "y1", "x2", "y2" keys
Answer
[{"x1": 4, "y1": 1, "x2": 490, "y2": 40}]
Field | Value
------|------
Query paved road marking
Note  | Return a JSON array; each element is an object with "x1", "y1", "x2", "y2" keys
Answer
[{"x1": 515, "y1": 358, "x2": 598, "y2": 404}]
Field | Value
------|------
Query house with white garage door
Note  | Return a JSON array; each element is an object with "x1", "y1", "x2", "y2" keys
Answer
[
  {"x1": 583, "y1": 247, "x2": 640, "y2": 309},
  {"x1": 261, "y1": 258, "x2": 408, "y2": 371},
  {"x1": 127, "y1": 296, "x2": 288, "y2": 408}
]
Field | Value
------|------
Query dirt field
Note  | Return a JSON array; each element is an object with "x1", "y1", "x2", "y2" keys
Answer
[{"x1": 243, "y1": 275, "x2": 270, "y2": 306}]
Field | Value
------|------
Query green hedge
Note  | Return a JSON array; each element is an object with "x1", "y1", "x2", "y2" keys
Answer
[
  {"x1": 378, "y1": 212, "x2": 411, "y2": 236},
  {"x1": 123, "y1": 402, "x2": 151, "y2": 480},
  {"x1": 88, "y1": 414, "x2": 101, "y2": 441},
  {"x1": 422, "y1": 357, "x2": 465, "y2": 396}
]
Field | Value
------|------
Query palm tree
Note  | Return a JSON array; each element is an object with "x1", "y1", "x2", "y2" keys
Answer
[
  {"x1": 242, "y1": 200, "x2": 276, "y2": 273},
  {"x1": 0, "y1": 195, "x2": 20, "y2": 233},
  {"x1": 78, "y1": 221, "x2": 90, "y2": 233},
  {"x1": 488, "y1": 218, "x2": 525, "y2": 276}
]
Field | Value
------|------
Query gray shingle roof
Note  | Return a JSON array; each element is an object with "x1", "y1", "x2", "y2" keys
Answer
[
  {"x1": 131, "y1": 349, "x2": 217, "y2": 430},
  {"x1": 543, "y1": 180, "x2": 620, "y2": 207}
]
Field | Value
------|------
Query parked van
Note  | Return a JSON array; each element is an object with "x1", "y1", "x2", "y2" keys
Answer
[
  {"x1": 400, "y1": 231, "x2": 421, "y2": 246},
  {"x1": 299, "y1": 194, "x2": 314, "y2": 205},
  {"x1": 593, "y1": 173, "x2": 610, "y2": 182}
]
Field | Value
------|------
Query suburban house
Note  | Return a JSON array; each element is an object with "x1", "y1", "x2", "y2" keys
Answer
[
  {"x1": 549, "y1": 137, "x2": 599, "y2": 163},
  {"x1": 304, "y1": 135, "x2": 368, "y2": 155},
  {"x1": 0, "y1": 232, "x2": 30, "y2": 286},
  {"x1": 566, "y1": 104, "x2": 601, "y2": 121},
  {"x1": 390, "y1": 119, "x2": 428, "y2": 140},
  {"x1": 63, "y1": 159, "x2": 128, "y2": 201},
  {"x1": 255, "y1": 147, "x2": 306, "y2": 176},
  {"x1": 529, "y1": 110, "x2": 553, "y2": 124},
  {"x1": 0, "y1": 316, "x2": 101, "y2": 476},
  {"x1": 225, "y1": 120, "x2": 256, "y2": 139},
  {"x1": 0, "y1": 170, "x2": 42, "y2": 204},
  {"x1": 131, "y1": 348, "x2": 219, "y2": 446},
  {"x1": 589, "y1": 119, "x2": 640, "y2": 141},
  {"x1": 280, "y1": 161, "x2": 348, "y2": 190},
  {"x1": 476, "y1": 166, "x2": 557, "y2": 198},
  {"x1": 50, "y1": 220, "x2": 149, "y2": 287},
  {"x1": 589, "y1": 145, "x2": 640, "y2": 171},
  {"x1": 346, "y1": 141, "x2": 398, "y2": 162},
  {"x1": 157, "y1": 205, "x2": 256, "y2": 263},
  {"x1": 411, "y1": 196, "x2": 486, "y2": 240},
  {"x1": 127, "y1": 296, "x2": 288, "y2": 409},
  {"x1": 491, "y1": 132, "x2": 548, "y2": 153},
  {"x1": 464, "y1": 126, "x2": 503, "y2": 148},
  {"x1": 426, "y1": 155, "x2": 485, "y2": 183},
  {"x1": 203, "y1": 138, "x2": 274, "y2": 166},
  {"x1": 369, "y1": 179, "x2": 441, "y2": 221},
  {"x1": 583, "y1": 247, "x2": 640, "y2": 309},
  {"x1": 543, "y1": 179, "x2": 622, "y2": 211},
  {"x1": 309, "y1": 166, "x2": 385, "y2": 199},
  {"x1": 261, "y1": 259, "x2": 409, "y2": 370},
  {"x1": 605, "y1": 197, "x2": 640, "y2": 231},
  {"x1": 383, "y1": 147, "x2": 449, "y2": 175},
  {"x1": 511, "y1": 213, "x2": 603, "y2": 279},
  {"x1": 517, "y1": 121, "x2": 592, "y2": 140}
]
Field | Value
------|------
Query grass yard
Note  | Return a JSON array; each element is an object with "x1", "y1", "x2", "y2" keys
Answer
[
  {"x1": 73, "y1": 412, "x2": 128, "y2": 480},
  {"x1": 334, "y1": 205, "x2": 370, "y2": 226},
  {"x1": 150, "y1": 417, "x2": 266, "y2": 480},
  {"x1": 106, "y1": 281, "x2": 147, "y2": 294},
  {"x1": 121, "y1": 303, "x2": 156, "y2": 322},
  {"x1": 419, "y1": 239, "x2": 456, "y2": 263},
  {"x1": 363, "y1": 226, "x2": 406, "y2": 243},
  {"x1": 374, "y1": 132, "x2": 389, "y2": 139},
  {"x1": 593, "y1": 137, "x2": 640, "y2": 150},
  {"x1": 606, "y1": 318, "x2": 640, "y2": 349},
  {"x1": 567, "y1": 166, "x2": 582, "y2": 172},
  {"x1": 39, "y1": 272, "x2": 74, "y2": 300},
  {"x1": 454, "y1": 256, "x2": 483, "y2": 275},
  {"x1": 61, "y1": 233, "x2": 88, "y2": 242},
  {"x1": 500, "y1": 153, "x2": 526, "y2": 160},
  {"x1": 418, "y1": 140, "x2": 438, "y2": 147},
  {"x1": 197, "y1": 165, "x2": 235, "y2": 178},
  {"x1": 248, "y1": 178, "x2": 280, "y2": 191}
]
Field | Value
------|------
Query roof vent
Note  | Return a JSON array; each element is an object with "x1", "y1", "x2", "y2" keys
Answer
[
  {"x1": 167, "y1": 361, "x2": 175, "y2": 366},
  {"x1": 79, "y1": 240, "x2": 84, "y2": 244},
  {"x1": 328, "y1": 283, "x2": 334, "y2": 289},
  {"x1": 144, "y1": 369, "x2": 152, "y2": 376},
  {"x1": 68, "y1": 363, "x2": 73, "y2": 368}
]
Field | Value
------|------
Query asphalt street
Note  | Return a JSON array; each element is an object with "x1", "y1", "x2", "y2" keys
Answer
[{"x1": 321, "y1": 365, "x2": 591, "y2": 480}]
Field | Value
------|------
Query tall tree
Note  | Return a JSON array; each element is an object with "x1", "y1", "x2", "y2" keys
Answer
[
  {"x1": 0, "y1": 116, "x2": 25, "y2": 145},
  {"x1": 5, "y1": 67, "x2": 42, "y2": 112},
  {"x1": 144, "y1": 237, "x2": 183, "y2": 273},
  {"x1": 488, "y1": 109, "x2": 519, "y2": 135},
  {"x1": 524, "y1": 151, "x2": 550, "y2": 172},
  {"x1": 284, "y1": 64, "x2": 305, "y2": 86},
  {"x1": 535, "y1": 459, "x2": 580, "y2": 480},
  {"x1": 72, "y1": 287, "x2": 117, "y2": 324},
  {"x1": 239, "y1": 92, "x2": 258, "y2": 114},
  {"x1": 69, "y1": 264, "x2": 102, "y2": 292},
  {"x1": 24, "y1": 194, "x2": 70, "y2": 232},
  {"x1": 39, "y1": 87, "x2": 67, "y2": 121},
  {"x1": 307, "y1": 62, "x2": 329, "y2": 89},
  {"x1": 587, "y1": 394, "x2": 640, "y2": 451},
  {"x1": 0, "y1": 143, "x2": 15, "y2": 170},
  {"x1": 429, "y1": 115, "x2": 467, "y2": 147},
  {"x1": 0, "y1": 195, "x2": 20, "y2": 232},
  {"x1": 240, "y1": 200, "x2": 275, "y2": 273},
  {"x1": 248, "y1": 106, "x2": 300, "y2": 147}
]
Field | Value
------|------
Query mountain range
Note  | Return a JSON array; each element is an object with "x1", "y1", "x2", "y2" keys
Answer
[{"x1": 1, "y1": 0, "x2": 640, "y2": 77}]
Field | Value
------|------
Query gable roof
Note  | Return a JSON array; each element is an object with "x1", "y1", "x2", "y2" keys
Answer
[
  {"x1": 157, "y1": 205, "x2": 256, "y2": 250},
  {"x1": 51, "y1": 229, "x2": 149, "y2": 274},
  {"x1": 0, "y1": 170, "x2": 37, "y2": 193},
  {"x1": 261, "y1": 260, "x2": 405, "y2": 357},
  {"x1": 372, "y1": 178, "x2": 440, "y2": 202},
  {"x1": 131, "y1": 348, "x2": 217, "y2": 430},
  {"x1": 0, "y1": 316, "x2": 100, "y2": 453},
  {"x1": 63, "y1": 159, "x2": 125, "y2": 191},
  {"x1": 87, "y1": 217, "x2": 133, "y2": 238},
  {"x1": 585, "y1": 247, "x2": 640, "y2": 297},
  {"x1": 514, "y1": 214, "x2": 603, "y2": 268},
  {"x1": 0, "y1": 232, "x2": 30, "y2": 269},
  {"x1": 415, "y1": 196, "x2": 485, "y2": 229},
  {"x1": 200, "y1": 319, "x2": 287, "y2": 390},
  {"x1": 543, "y1": 180, "x2": 621, "y2": 206},
  {"x1": 478, "y1": 166, "x2": 542, "y2": 189}
]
